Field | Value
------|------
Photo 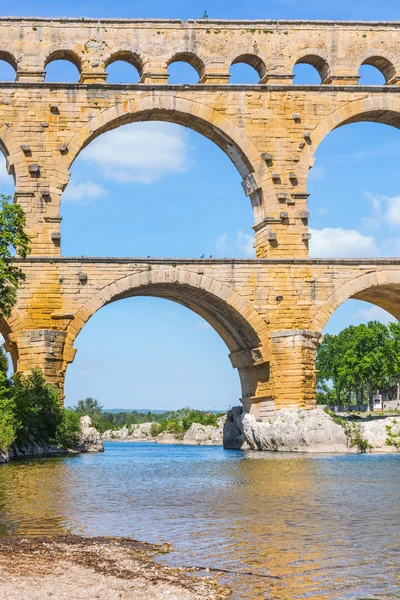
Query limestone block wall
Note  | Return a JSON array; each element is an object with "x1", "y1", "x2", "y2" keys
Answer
[
  {"x1": 4, "y1": 257, "x2": 400, "y2": 413},
  {"x1": 0, "y1": 19, "x2": 399, "y2": 258},
  {"x1": 0, "y1": 19, "x2": 399, "y2": 414}
]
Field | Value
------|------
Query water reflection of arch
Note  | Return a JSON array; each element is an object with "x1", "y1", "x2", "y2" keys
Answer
[{"x1": 311, "y1": 270, "x2": 400, "y2": 332}]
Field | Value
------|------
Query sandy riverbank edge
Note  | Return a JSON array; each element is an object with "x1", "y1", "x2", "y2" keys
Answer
[{"x1": 0, "y1": 536, "x2": 231, "y2": 599}]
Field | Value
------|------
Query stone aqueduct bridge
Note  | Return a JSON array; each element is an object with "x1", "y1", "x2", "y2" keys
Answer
[{"x1": 1, "y1": 18, "x2": 400, "y2": 416}]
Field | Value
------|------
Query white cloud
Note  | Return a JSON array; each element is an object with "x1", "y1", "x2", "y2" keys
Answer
[
  {"x1": 63, "y1": 181, "x2": 107, "y2": 203},
  {"x1": 0, "y1": 161, "x2": 8, "y2": 181},
  {"x1": 364, "y1": 192, "x2": 400, "y2": 229},
  {"x1": 216, "y1": 234, "x2": 229, "y2": 255},
  {"x1": 352, "y1": 305, "x2": 394, "y2": 326},
  {"x1": 196, "y1": 322, "x2": 211, "y2": 331},
  {"x1": 383, "y1": 195, "x2": 400, "y2": 227},
  {"x1": 236, "y1": 230, "x2": 255, "y2": 257},
  {"x1": 308, "y1": 165, "x2": 325, "y2": 181},
  {"x1": 81, "y1": 123, "x2": 190, "y2": 184},
  {"x1": 215, "y1": 230, "x2": 255, "y2": 258},
  {"x1": 309, "y1": 227, "x2": 378, "y2": 258},
  {"x1": 0, "y1": 159, "x2": 12, "y2": 184}
]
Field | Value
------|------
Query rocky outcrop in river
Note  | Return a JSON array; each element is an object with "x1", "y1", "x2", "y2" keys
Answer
[
  {"x1": 0, "y1": 416, "x2": 104, "y2": 464},
  {"x1": 224, "y1": 406, "x2": 400, "y2": 453}
]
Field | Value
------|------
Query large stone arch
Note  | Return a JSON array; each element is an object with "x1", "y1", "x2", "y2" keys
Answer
[
  {"x1": 311, "y1": 270, "x2": 400, "y2": 332},
  {"x1": 65, "y1": 266, "x2": 268, "y2": 357},
  {"x1": 65, "y1": 95, "x2": 261, "y2": 179},
  {"x1": 300, "y1": 95, "x2": 400, "y2": 185},
  {"x1": 63, "y1": 268, "x2": 270, "y2": 404},
  {"x1": 311, "y1": 95, "x2": 400, "y2": 152}
]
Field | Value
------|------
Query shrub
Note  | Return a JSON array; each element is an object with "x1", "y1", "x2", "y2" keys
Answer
[
  {"x1": 13, "y1": 369, "x2": 63, "y2": 444},
  {"x1": 0, "y1": 371, "x2": 17, "y2": 452},
  {"x1": 349, "y1": 423, "x2": 372, "y2": 453},
  {"x1": 55, "y1": 409, "x2": 81, "y2": 449},
  {"x1": 386, "y1": 422, "x2": 400, "y2": 451},
  {"x1": 150, "y1": 422, "x2": 160, "y2": 437}
]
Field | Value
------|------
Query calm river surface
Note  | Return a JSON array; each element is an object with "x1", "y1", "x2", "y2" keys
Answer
[{"x1": 0, "y1": 442, "x2": 399, "y2": 599}]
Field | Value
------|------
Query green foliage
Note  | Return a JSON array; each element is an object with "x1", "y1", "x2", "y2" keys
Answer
[
  {"x1": 0, "y1": 371, "x2": 18, "y2": 452},
  {"x1": 348, "y1": 423, "x2": 372, "y2": 453},
  {"x1": 0, "y1": 368, "x2": 69, "y2": 453},
  {"x1": 80, "y1": 405, "x2": 225, "y2": 436},
  {"x1": 74, "y1": 397, "x2": 103, "y2": 424},
  {"x1": 13, "y1": 369, "x2": 63, "y2": 444},
  {"x1": 55, "y1": 409, "x2": 81, "y2": 449},
  {"x1": 0, "y1": 194, "x2": 31, "y2": 318},
  {"x1": 0, "y1": 346, "x2": 8, "y2": 375},
  {"x1": 317, "y1": 321, "x2": 400, "y2": 409},
  {"x1": 150, "y1": 422, "x2": 161, "y2": 437},
  {"x1": 325, "y1": 408, "x2": 371, "y2": 453},
  {"x1": 386, "y1": 421, "x2": 400, "y2": 450}
]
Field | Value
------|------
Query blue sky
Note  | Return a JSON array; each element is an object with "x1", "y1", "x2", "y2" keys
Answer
[{"x1": 1, "y1": 1, "x2": 400, "y2": 410}]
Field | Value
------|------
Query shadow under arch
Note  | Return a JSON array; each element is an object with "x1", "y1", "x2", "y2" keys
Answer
[
  {"x1": 65, "y1": 267, "x2": 268, "y2": 370},
  {"x1": 167, "y1": 52, "x2": 205, "y2": 81},
  {"x1": 44, "y1": 49, "x2": 82, "y2": 71},
  {"x1": 357, "y1": 50, "x2": 397, "y2": 84},
  {"x1": 0, "y1": 316, "x2": 20, "y2": 372},
  {"x1": 230, "y1": 54, "x2": 267, "y2": 82},
  {"x1": 104, "y1": 50, "x2": 143, "y2": 79},
  {"x1": 311, "y1": 270, "x2": 400, "y2": 332},
  {"x1": 65, "y1": 95, "x2": 260, "y2": 179},
  {"x1": 0, "y1": 50, "x2": 18, "y2": 76}
]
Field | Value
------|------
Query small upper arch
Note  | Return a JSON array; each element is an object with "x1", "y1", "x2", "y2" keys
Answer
[
  {"x1": 230, "y1": 53, "x2": 267, "y2": 82},
  {"x1": 293, "y1": 49, "x2": 330, "y2": 83},
  {"x1": 104, "y1": 50, "x2": 143, "y2": 79},
  {"x1": 167, "y1": 52, "x2": 205, "y2": 81},
  {"x1": 44, "y1": 48, "x2": 82, "y2": 73},
  {"x1": 0, "y1": 49, "x2": 18, "y2": 73},
  {"x1": 357, "y1": 50, "x2": 397, "y2": 83}
]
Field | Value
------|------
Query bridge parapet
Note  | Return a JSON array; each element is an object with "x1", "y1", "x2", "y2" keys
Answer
[{"x1": 1, "y1": 18, "x2": 400, "y2": 85}]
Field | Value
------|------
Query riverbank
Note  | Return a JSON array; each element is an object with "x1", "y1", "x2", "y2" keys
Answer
[
  {"x1": 0, "y1": 536, "x2": 230, "y2": 599},
  {"x1": 102, "y1": 416, "x2": 226, "y2": 446},
  {"x1": 224, "y1": 406, "x2": 400, "y2": 452},
  {"x1": 0, "y1": 416, "x2": 104, "y2": 464}
]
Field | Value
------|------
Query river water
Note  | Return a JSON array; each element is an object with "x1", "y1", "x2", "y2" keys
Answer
[{"x1": 0, "y1": 442, "x2": 399, "y2": 599}]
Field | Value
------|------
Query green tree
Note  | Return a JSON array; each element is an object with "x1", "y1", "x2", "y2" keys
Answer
[
  {"x1": 74, "y1": 397, "x2": 103, "y2": 422},
  {"x1": 0, "y1": 370, "x2": 18, "y2": 452},
  {"x1": 317, "y1": 321, "x2": 397, "y2": 410},
  {"x1": 13, "y1": 369, "x2": 62, "y2": 444},
  {"x1": 0, "y1": 346, "x2": 8, "y2": 375},
  {"x1": 0, "y1": 195, "x2": 31, "y2": 318},
  {"x1": 55, "y1": 409, "x2": 81, "y2": 448}
]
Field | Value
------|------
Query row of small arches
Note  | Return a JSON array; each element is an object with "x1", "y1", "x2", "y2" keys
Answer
[{"x1": 0, "y1": 50, "x2": 395, "y2": 85}]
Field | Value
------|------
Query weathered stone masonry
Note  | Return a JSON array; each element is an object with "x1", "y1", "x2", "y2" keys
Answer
[{"x1": 1, "y1": 18, "x2": 400, "y2": 416}]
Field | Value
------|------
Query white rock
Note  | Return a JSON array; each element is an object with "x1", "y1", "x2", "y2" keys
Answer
[
  {"x1": 78, "y1": 416, "x2": 104, "y2": 452},
  {"x1": 224, "y1": 407, "x2": 400, "y2": 453}
]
